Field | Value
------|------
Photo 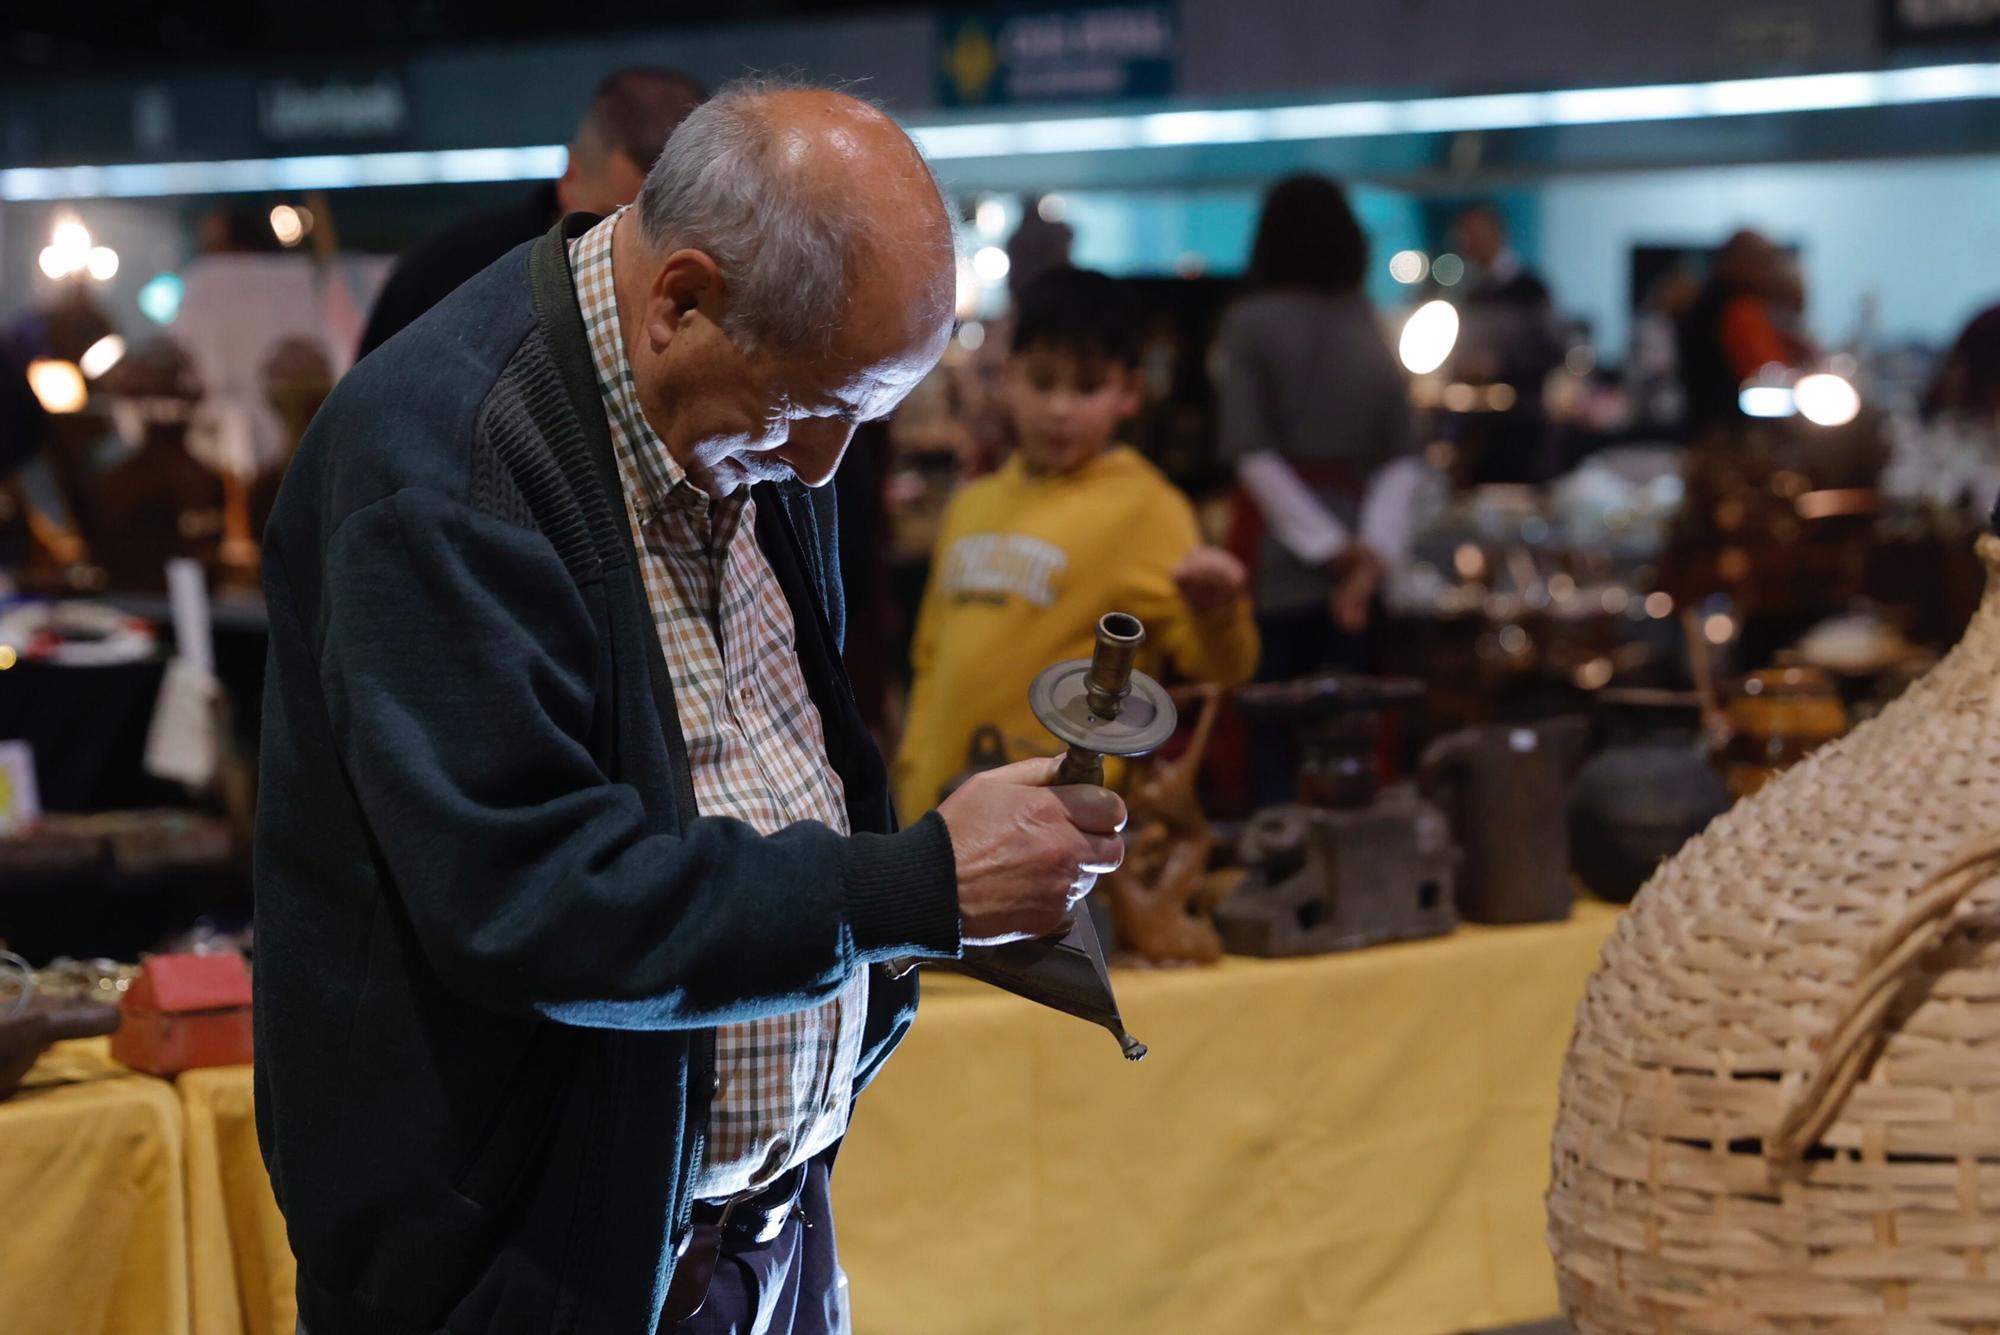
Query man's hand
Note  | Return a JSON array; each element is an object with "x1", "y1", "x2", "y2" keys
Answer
[
  {"x1": 937, "y1": 756, "x2": 1127, "y2": 948},
  {"x1": 1327, "y1": 544, "x2": 1382, "y2": 634},
  {"x1": 1171, "y1": 545, "x2": 1249, "y2": 615}
]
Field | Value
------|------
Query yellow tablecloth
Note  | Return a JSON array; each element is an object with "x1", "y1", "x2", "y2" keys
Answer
[
  {"x1": 3, "y1": 902, "x2": 1617, "y2": 1335},
  {"x1": 835, "y1": 904, "x2": 1621, "y2": 1335},
  {"x1": 0, "y1": 1039, "x2": 190, "y2": 1335},
  {"x1": 181, "y1": 1065, "x2": 295, "y2": 1335}
]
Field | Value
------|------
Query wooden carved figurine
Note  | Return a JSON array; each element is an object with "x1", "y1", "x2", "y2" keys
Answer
[{"x1": 1101, "y1": 685, "x2": 1231, "y2": 966}]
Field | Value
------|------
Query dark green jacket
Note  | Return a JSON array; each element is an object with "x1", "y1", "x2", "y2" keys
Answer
[{"x1": 254, "y1": 217, "x2": 961, "y2": 1335}]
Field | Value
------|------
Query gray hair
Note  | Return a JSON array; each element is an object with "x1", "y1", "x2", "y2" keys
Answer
[{"x1": 634, "y1": 78, "x2": 941, "y2": 356}]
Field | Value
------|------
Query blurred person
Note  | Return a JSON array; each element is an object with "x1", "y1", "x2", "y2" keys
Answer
[
  {"x1": 89, "y1": 338, "x2": 225, "y2": 592},
  {"x1": 1451, "y1": 201, "x2": 1564, "y2": 482},
  {"x1": 1005, "y1": 205, "x2": 1075, "y2": 299},
  {"x1": 1923, "y1": 302, "x2": 2000, "y2": 421},
  {"x1": 0, "y1": 336, "x2": 46, "y2": 482},
  {"x1": 1627, "y1": 263, "x2": 1703, "y2": 432},
  {"x1": 3, "y1": 289, "x2": 118, "y2": 554},
  {"x1": 256, "y1": 83, "x2": 1125, "y2": 1335},
  {"x1": 0, "y1": 342, "x2": 47, "y2": 577},
  {"x1": 1677, "y1": 229, "x2": 1814, "y2": 434},
  {"x1": 355, "y1": 66, "x2": 708, "y2": 359},
  {"x1": 1219, "y1": 173, "x2": 1414, "y2": 674},
  {"x1": 893, "y1": 266, "x2": 1259, "y2": 820}
]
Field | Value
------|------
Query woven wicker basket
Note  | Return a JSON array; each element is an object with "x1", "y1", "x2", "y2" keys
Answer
[{"x1": 1549, "y1": 534, "x2": 2000, "y2": 1333}]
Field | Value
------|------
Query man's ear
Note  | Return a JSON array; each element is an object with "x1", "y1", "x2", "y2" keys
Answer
[{"x1": 644, "y1": 248, "x2": 726, "y2": 351}]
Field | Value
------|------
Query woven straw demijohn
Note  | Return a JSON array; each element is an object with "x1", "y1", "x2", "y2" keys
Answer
[{"x1": 1549, "y1": 535, "x2": 2000, "y2": 1332}]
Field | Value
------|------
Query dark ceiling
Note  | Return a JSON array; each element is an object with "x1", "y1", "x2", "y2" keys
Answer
[{"x1": 6, "y1": 0, "x2": 985, "y2": 76}]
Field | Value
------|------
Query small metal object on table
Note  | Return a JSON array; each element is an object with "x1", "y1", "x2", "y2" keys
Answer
[{"x1": 948, "y1": 613, "x2": 1174, "y2": 1061}]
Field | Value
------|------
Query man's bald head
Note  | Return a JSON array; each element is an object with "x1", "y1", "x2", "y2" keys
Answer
[
  {"x1": 634, "y1": 80, "x2": 954, "y2": 358},
  {"x1": 616, "y1": 80, "x2": 957, "y2": 497}
]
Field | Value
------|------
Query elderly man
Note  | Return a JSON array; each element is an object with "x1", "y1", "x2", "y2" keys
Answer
[{"x1": 256, "y1": 83, "x2": 1124, "y2": 1335}]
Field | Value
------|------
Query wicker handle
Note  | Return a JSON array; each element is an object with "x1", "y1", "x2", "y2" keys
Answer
[{"x1": 1769, "y1": 829, "x2": 2000, "y2": 1164}]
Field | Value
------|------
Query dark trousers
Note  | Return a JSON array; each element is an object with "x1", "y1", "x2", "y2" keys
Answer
[
  {"x1": 1249, "y1": 609, "x2": 1374, "y2": 808},
  {"x1": 302, "y1": 1163, "x2": 845, "y2": 1335},
  {"x1": 670, "y1": 1157, "x2": 845, "y2": 1335}
]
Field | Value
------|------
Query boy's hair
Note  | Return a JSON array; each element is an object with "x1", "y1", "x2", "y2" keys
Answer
[{"x1": 1010, "y1": 266, "x2": 1144, "y2": 368}]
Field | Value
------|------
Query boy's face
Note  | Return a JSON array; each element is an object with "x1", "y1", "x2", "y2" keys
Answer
[{"x1": 1005, "y1": 342, "x2": 1143, "y2": 477}]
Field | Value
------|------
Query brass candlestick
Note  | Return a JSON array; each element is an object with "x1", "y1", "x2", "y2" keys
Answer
[{"x1": 952, "y1": 613, "x2": 1177, "y2": 1061}]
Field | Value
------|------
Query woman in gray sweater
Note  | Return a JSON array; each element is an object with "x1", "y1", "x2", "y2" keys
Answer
[{"x1": 1218, "y1": 174, "x2": 1414, "y2": 679}]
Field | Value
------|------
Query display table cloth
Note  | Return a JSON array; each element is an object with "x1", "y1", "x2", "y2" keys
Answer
[
  {"x1": 180, "y1": 1066, "x2": 293, "y2": 1335},
  {"x1": 2, "y1": 903, "x2": 1617, "y2": 1335},
  {"x1": 836, "y1": 904, "x2": 1621, "y2": 1335},
  {"x1": 0, "y1": 1039, "x2": 190, "y2": 1335}
]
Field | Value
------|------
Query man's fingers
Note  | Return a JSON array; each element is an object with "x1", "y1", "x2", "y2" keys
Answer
[
  {"x1": 1050, "y1": 783, "x2": 1127, "y2": 835},
  {"x1": 979, "y1": 755, "x2": 1062, "y2": 787},
  {"x1": 1076, "y1": 832, "x2": 1124, "y2": 876}
]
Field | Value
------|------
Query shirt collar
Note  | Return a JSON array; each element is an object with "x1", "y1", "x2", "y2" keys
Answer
[{"x1": 570, "y1": 208, "x2": 721, "y2": 529}]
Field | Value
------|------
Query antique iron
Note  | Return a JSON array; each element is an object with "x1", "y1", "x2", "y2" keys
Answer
[{"x1": 1215, "y1": 675, "x2": 1459, "y2": 956}]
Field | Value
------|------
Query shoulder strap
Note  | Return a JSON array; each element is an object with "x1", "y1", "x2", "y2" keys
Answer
[{"x1": 525, "y1": 215, "x2": 643, "y2": 576}]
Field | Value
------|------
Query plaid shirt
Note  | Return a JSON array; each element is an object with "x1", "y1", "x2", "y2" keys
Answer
[{"x1": 571, "y1": 212, "x2": 868, "y2": 1200}]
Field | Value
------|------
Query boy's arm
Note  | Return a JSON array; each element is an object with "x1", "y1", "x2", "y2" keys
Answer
[{"x1": 1138, "y1": 496, "x2": 1261, "y2": 689}]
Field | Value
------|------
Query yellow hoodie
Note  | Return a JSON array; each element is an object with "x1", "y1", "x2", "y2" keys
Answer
[{"x1": 893, "y1": 445, "x2": 1260, "y2": 821}]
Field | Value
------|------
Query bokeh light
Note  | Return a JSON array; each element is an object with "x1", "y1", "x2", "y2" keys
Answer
[
  {"x1": 138, "y1": 272, "x2": 184, "y2": 325},
  {"x1": 974, "y1": 199, "x2": 1006, "y2": 238},
  {"x1": 27, "y1": 359, "x2": 87, "y2": 414},
  {"x1": 79, "y1": 334, "x2": 126, "y2": 379},
  {"x1": 270, "y1": 204, "x2": 305, "y2": 247},
  {"x1": 1794, "y1": 372, "x2": 1861, "y2": 426},
  {"x1": 1399, "y1": 299, "x2": 1459, "y2": 375},
  {"x1": 972, "y1": 245, "x2": 1011, "y2": 284}
]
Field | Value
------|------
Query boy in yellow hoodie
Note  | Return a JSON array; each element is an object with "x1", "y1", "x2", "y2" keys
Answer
[{"x1": 894, "y1": 267, "x2": 1260, "y2": 820}]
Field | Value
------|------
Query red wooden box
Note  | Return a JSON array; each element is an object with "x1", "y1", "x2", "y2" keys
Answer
[{"x1": 110, "y1": 952, "x2": 253, "y2": 1075}]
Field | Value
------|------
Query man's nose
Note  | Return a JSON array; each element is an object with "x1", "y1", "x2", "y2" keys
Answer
[{"x1": 776, "y1": 418, "x2": 856, "y2": 488}]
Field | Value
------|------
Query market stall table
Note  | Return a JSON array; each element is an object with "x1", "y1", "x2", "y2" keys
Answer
[
  {"x1": 181, "y1": 1065, "x2": 293, "y2": 1335},
  {"x1": 0, "y1": 1039, "x2": 190, "y2": 1335},
  {"x1": 5, "y1": 903, "x2": 1619, "y2": 1335},
  {"x1": 836, "y1": 903, "x2": 1621, "y2": 1335}
]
